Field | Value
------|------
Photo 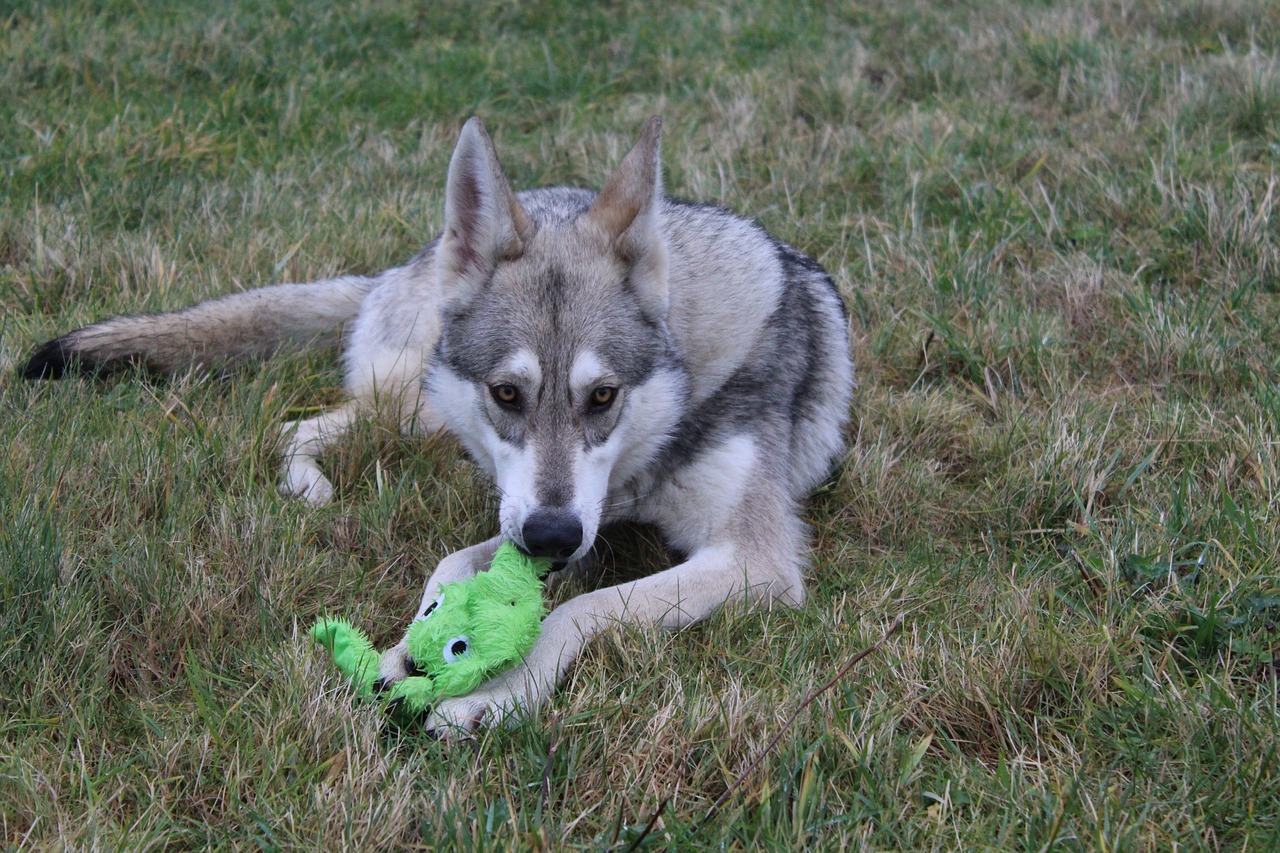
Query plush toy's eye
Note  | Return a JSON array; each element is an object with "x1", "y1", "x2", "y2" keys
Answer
[
  {"x1": 418, "y1": 594, "x2": 443, "y2": 621},
  {"x1": 442, "y1": 635, "x2": 470, "y2": 663}
]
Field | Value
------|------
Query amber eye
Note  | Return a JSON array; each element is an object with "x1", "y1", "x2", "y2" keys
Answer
[
  {"x1": 589, "y1": 386, "x2": 617, "y2": 411},
  {"x1": 491, "y1": 383, "x2": 520, "y2": 409}
]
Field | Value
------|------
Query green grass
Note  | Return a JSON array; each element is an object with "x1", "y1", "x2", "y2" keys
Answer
[{"x1": 3, "y1": 0, "x2": 1280, "y2": 848}]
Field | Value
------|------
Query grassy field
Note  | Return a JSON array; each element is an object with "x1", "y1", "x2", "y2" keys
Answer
[{"x1": 3, "y1": 0, "x2": 1280, "y2": 848}]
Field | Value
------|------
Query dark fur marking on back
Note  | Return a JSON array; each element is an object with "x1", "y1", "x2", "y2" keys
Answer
[{"x1": 650, "y1": 245, "x2": 844, "y2": 487}]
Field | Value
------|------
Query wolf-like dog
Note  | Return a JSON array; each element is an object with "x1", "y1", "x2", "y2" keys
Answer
[{"x1": 23, "y1": 117, "x2": 855, "y2": 734}]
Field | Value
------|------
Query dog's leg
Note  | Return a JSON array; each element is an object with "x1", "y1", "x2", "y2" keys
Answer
[
  {"x1": 279, "y1": 316, "x2": 439, "y2": 505},
  {"x1": 277, "y1": 384, "x2": 430, "y2": 505},
  {"x1": 425, "y1": 536, "x2": 803, "y2": 734},
  {"x1": 278, "y1": 261, "x2": 443, "y2": 505},
  {"x1": 278, "y1": 401, "x2": 363, "y2": 505},
  {"x1": 424, "y1": 473, "x2": 807, "y2": 735}
]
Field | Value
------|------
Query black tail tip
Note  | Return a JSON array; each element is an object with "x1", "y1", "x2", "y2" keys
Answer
[
  {"x1": 21, "y1": 338, "x2": 76, "y2": 380},
  {"x1": 21, "y1": 337, "x2": 109, "y2": 380}
]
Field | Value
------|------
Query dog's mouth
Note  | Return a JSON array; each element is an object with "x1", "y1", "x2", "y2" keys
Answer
[{"x1": 513, "y1": 541, "x2": 568, "y2": 574}]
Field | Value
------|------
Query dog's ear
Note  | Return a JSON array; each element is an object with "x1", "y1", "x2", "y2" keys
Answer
[
  {"x1": 585, "y1": 116, "x2": 669, "y2": 319},
  {"x1": 437, "y1": 117, "x2": 534, "y2": 307}
]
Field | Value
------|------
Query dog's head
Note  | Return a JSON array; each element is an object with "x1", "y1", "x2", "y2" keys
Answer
[{"x1": 425, "y1": 118, "x2": 687, "y2": 561}]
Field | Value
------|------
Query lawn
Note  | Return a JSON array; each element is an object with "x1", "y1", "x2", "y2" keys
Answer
[{"x1": 3, "y1": 0, "x2": 1280, "y2": 848}]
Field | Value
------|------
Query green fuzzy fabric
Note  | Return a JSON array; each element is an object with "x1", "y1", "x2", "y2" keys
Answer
[{"x1": 312, "y1": 542, "x2": 551, "y2": 717}]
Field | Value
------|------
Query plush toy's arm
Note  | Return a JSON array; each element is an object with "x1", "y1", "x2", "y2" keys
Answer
[
  {"x1": 311, "y1": 618, "x2": 382, "y2": 694},
  {"x1": 382, "y1": 676, "x2": 438, "y2": 717}
]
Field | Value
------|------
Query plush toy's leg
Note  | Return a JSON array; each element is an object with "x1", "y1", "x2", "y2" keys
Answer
[{"x1": 382, "y1": 676, "x2": 438, "y2": 718}]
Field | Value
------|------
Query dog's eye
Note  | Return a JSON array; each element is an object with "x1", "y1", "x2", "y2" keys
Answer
[
  {"x1": 589, "y1": 386, "x2": 617, "y2": 411},
  {"x1": 491, "y1": 384, "x2": 520, "y2": 409},
  {"x1": 442, "y1": 635, "x2": 470, "y2": 663}
]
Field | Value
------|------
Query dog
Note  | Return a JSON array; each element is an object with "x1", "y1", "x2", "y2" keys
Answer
[{"x1": 23, "y1": 117, "x2": 855, "y2": 734}]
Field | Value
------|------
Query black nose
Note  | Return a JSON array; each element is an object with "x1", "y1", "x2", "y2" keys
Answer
[{"x1": 521, "y1": 510, "x2": 584, "y2": 560}]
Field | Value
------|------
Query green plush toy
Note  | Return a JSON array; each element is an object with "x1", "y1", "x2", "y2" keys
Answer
[{"x1": 311, "y1": 542, "x2": 552, "y2": 716}]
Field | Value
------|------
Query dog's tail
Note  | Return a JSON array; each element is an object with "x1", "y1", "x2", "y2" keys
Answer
[{"x1": 22, "y1": 275, "x2": 378, "y2": 379}]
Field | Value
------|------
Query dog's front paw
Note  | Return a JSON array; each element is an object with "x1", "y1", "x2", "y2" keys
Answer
[
  {"x1": 423, "y1": 669, "x2": 547, "y2": 738},
  {"x1": 423, "y1": 693, "x2": 507, "y2": 738},
  {"x1": 280, "y1": 462, "x2": 335, "y2": 505}
]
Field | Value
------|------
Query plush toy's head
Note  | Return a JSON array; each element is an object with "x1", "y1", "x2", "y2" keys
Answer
[
  {"x1": 312, "y1": 542, "x2": 551, "y2": 718},
  {"x1": 402, "y1": 542, "x2": 549, "y2": 700}
]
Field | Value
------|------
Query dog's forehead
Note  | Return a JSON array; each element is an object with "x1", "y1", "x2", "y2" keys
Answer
[
  {"x1": 445, "y1": 272, "x2": 655, "y2": 384},
  {"x1": 441, "y1": 228, "x2": 665, "y2": 385},
  {"x1": 508, "y1": 224, "x2": 623, "y2": 299},
  {"x1": 490, "y1": 234, "x2": 630, "y2": 333}
]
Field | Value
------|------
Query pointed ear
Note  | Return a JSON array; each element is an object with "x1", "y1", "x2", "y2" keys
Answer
[
  {"x1": 584, "y1": 116, "x2": 669, "y2": 317},
  {"x1": 436, "y1": 117, "x2": 533, "y2": 307},
  {"x1": 585, "y1": 116, "x2": 663, "y2": 254}
]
